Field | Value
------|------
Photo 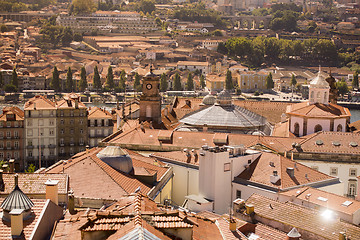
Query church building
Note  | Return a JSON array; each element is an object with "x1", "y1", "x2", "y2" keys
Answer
[{"x1": 286, "y1": 69, "x2": 351, "y2": 137}]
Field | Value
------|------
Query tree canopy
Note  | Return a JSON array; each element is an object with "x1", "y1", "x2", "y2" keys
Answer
[
  {"x1": 70, "y1": 0, "x2": 96, "y2": 15},
  {"x1": 352, "y1": 71, "x2": 359, "y2": 89},
  {"x1": 93, "y1": 66, "x2": 102, "y2": 91},
  {"x1": 225, "y1": 70, "x2": 233, "y2": 90},
  {"x1": 50, "y1": 66, "x2": 60, "y2": 92},
  {"x1": 173, "y1": 73, "x2": 182, "y2": 91},
  {"x1": 186, "y1": 73, "x2": 194, "y2": 91},
  {"x1": 11, "y1": 68, "x2": 18, "y2": 88},
  {"x1": 266, "y1": 73, "x2": 274, "y2": 89},
  {"x1": 160, "y1": 73, "x2": 168, "y2": 92},
  {"x1": 66, "y1": 67, "x2": 73, "y2": 92},
  {"x1": 105, "y1": 66, "x2": 114, "y2": 90},
  {"x1": 200, "y1": 74, "x2": 205, "y2": 89},
  {"x1": 79, "y1": 67, "x2": 87, "y2": 91},
  {"x1": 134, "y1": 72, "x2": 141, "y2": 91}
]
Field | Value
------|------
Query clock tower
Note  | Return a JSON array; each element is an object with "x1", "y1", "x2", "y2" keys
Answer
[{"x1": 139, "y1": 67, "x2": 162, "y2": 124}]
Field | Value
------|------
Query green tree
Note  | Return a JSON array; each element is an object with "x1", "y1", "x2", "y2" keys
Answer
[
  {"x1": 11, "y1": 68, "x2": 18, "y2": 88},
  {"x1": 0, "y1": 24, "x2": 7, "y2": 32},
  {"x1": 66, "y1": 67, "x2": 73, "y2": 92},
  {"x1": 353, "y1": 71, "x2": 359, "y2": 89},
  {"x1": 133, "y1": 72, "x2": 141, "y2": 91},
  {"x1": 173, "y1": 72, "x2": 182, "y2": 91},
  {"x1": 291, "y1": 74, "x2": 297, "y2": 87},
  {"x1": 0, "y1": 72, "x2": 3, "y2": 89},
  {"x1": 105, "y1": 66, "x2": 114, "y2": 90},
  {"x1": 200, "y1": 74, "x2": 205, "y2": 89},
  {"x1": 225, "y1": 70, "x2": 233, "y2": 90},
  {"x1": 155, "y1": 17, "x2": 162, "y2": 27},
  {"x1": 62, "y1": 27, "x2": 73, "y2": 47},
  {"x1": 119, "y1": 69, "x2": 126, "y2": 92},
  {"x1": 266, "y1": 72, "x2": 274, "y2": 89},
  {"x1": 186, "y1": 73, "x2": 194, "y2": 91},
  {"x1": 4, "y1": 84, "x2": 17, "y2": 93},
  {"x1": 160, "y1": 73, "x2": 168, "y2": 92},
  {"x1": 93, "y1": 66, "x2": 102, "y2": 91},
  {"x1": 138, "y1": 0, "x2": 155, "y2": 14},
  {"x1": 25, "y1": 164, "x2": 36, "y2": 173},
  {"x1": 79, "y1": 66, "x2": 87, "y2": 91},
  {"x1": 336, "y1": 79, "x2": 349, "y2": 96},
  {"x1": 70, "y1": 0, "x2": 96, "y2": 15},
  {"x1": 50, "y1": 66, "x2": 60, "y2": 91}
]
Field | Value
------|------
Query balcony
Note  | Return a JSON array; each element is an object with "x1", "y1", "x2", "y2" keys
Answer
[
  {"x1": 48, "y1": 144, "x2": 56, "y2": 148},
  {"x1": 26, "y1": 145, "x2": 34, "y2": 149},
  {"x1": 59, "y1": 143, "x2": 65, "y2": 147},
  {"x1": 70, "y1": 143, "x2": 75, "y2": 146},
  {"x1": 39, "y1": 145, "x2": 46, "y2": 149}
]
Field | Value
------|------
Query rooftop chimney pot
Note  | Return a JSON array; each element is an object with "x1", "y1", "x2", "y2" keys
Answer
[
  {"x1": 9, "y1": 159, "x2": 14, "y2": 173},
  {"x1": 10, "y1": 209, "x2": 24, "y2": 237},
  {"x1": 45, "y1": 179, "x2": 59, "y2": 205}
]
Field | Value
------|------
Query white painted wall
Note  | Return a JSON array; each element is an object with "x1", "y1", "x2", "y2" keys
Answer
[
  {"x1": 290, "y1": 116, "x2": 304, "y2": 136},
  {"x1": 298, "y1": 159, "x2": 358, "y2": 197},
  {"x1": 307, "y1": 118, "x2": 330, "y2": 135},
  {"x1": 334, "y1": 118, "x2": 347, "y2": 132},
  {"x1": 233, "y1": 184, "x2": 277, "y2": 201}
]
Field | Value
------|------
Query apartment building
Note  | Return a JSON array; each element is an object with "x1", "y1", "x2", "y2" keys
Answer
[
  {"x1": 238, "y1": 70, "x2": 268, "y2": 92},
  {"x1": 56, "y1": 11, "x2": 158, "y2": 34},
  {"x1": 24, "y1": 95, "x2": 57, "y2": 169},
  {"x1": 177, "y1": 61, "x2": 210, "y2": 75},
  {"x1": 0, "y1": 107, "x2": 24, "y2": 171},
  {"x1": 57, "y1": 94, "x2": 88, "y2": 159},
  {"x1": 88, "y1": 107, "x2": 113, "y2": 147}
]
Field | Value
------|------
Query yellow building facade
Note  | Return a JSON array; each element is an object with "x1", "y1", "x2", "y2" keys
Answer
[{"x1": 238, "y1": 71, "x2": 267, "y2": 92}]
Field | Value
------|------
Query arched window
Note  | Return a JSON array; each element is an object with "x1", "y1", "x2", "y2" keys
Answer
[
  {"x1": 316, "y1": 92, "x2": 321, "y2": 102},
  {"x1": 337, "y1": 124, "x2": 343, "y2": 132},
  {"x1": 314, "y1": 124, "x2": 323, "y2": 133},
  {"x1": 294, "y1": 123, "x2": 300, "y2": 136},
  {"x1": 310, "y1": 91, "x2": 314, "y2": 102}
]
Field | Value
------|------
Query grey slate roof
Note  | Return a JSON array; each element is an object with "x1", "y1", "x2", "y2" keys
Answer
[
  {"x1": 180, "y1": 105, "x2": 266, "y2": 128},
  {"x1": 1, "y1": 185, "x2": 34, "y2": 211}
]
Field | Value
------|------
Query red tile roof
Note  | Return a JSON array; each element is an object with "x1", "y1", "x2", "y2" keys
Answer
[
  {"x1": 286, "y1": 102, "x2": 351, "y2": 118},
  {"x1": 24, "y1": 95, "x2": 56, "y2": 110},
  {"x1": 236, "y1": 152, "x2": 336, "y2": 189}
]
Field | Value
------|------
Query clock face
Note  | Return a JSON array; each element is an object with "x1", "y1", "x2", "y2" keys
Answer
[{"x1": 146, "y1": 84, "x2": 152, "y2": 90}]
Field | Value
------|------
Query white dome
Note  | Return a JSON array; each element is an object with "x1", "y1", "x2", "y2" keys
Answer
[
  {"x1": 310, "y1": 69, "x2": 329, "y2": 88},
  {"x1": 202, "y1": 94, "x2": 216, "y2": 105}
]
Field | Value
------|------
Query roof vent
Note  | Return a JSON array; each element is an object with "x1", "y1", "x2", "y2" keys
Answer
[
  {"x1": 315, "y1": 140, "x2": 323, "y2": 146},
  {"x1": 317, "y1": 197, "x2": 328, "y2": 202},
  {"x1": 342, "y1": 201, "x2": 353, "y2": 207},
  {"x1": 269, "y1": 162, "x2": 275, "y2": 167},
  {"x1": 96, "y1": 146, "x2": 133, "y2": 174},
  {"x1": 286, "y1": 167, "x2": 295, "y2": 177},
  {"x1": 350, "y1": 142, "x2": 358, "y2": 147},
  {"x1": 287, "y1": 227, "x2": 301, "y2": 239},
  {"x1": 270, "y1": 171, "x2": 280, "y2": 184},
  {"x1": 332, "y1": 141, "x2": 341, "y2": 147}
]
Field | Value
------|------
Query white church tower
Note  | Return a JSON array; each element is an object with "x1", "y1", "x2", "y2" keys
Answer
[{"x1": 309, "y1": 67, "x2": 330, "y2": 105}]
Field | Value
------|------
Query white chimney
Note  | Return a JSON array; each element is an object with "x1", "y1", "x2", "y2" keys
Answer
[
  {"x1": 45, "y1": 179, "x2": 59, "y2": 205},
  {"x1": 10, "y1": 209, "x2": 24, "y2": 236},
  {"x1": 9, "y1": 159, "x2": 14, "y2": 173}
]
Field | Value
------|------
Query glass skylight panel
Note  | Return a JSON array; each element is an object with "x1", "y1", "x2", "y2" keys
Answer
[
  {"x1": 341, "y1": 201, "x2": 353, "y2": 207},
  {"x1": 317, "y1": 197, "x2": 328, "y2": 202}
]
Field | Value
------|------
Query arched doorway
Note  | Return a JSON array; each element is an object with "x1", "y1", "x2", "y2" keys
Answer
[
  {"x1": 337, "y1": 124, "x2": 343, "y2": 132},
  {"x1": 294, "y1": 123, "x2": 300, "y2": 136}
]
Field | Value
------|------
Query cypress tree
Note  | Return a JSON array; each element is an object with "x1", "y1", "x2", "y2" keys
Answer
[
  {"x1": 78, "y1": 66, "x2": 87, "y2": 91},
  {"x1": 173, "y1": 72, "x2": 182, "y2": 91},
  {"x1": 225, "y1": 70, "x2": 233, "y2": 90},
  {"x1": 352, "y1": 71, "x2": 359, "y2": 89},
  {"x1": 93, "y1": 66, "x2": 101, "y2": 91},
  {"x1": 105, "y1": 66, "x2": 114, "y2": 90},
  {"x1": 66, "y1": 67, "x2": 73, "y2": 92},
  {"x1": 186, "y1": 73, "x2": 194, "y2": 91},
  {"x1": 266, "y1": 72, "x2": 274, "y2": 89},
  {"x1": 51, "y1": 66, "x2": 59, "y2": 92},
  {"x1": 119, "y1": 69, "x2": 126, "y2": 92},
  {"x1": 133, "y1": 72, "x2": 141, "y2": 91},
  {"x1": 200, "y1": 74, "x2": 205, "y2": 89},
  {"x1": 160, "y1": 73, "x2": 168, "y2": 92}
]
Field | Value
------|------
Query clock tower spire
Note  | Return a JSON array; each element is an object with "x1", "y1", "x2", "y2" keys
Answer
[{"x1": 139, "y1": 66, "x2": 162, "y2": 124}]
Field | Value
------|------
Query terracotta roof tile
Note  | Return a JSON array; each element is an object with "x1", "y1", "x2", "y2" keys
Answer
[
  {"x1": 0, "y1": 199, "x2": 47, "y2": 239},
  {"x1": 287, "y1": 102, "x2": 351, "y2": 118},
  {"x1": 88, "y1": 107, "x2": 112, "y2": 119},
  {"x1": 245, "y1": 194, "x2": 360, "y2": 240},
  {"x1": 24, "y1": 95, "x2": 56, "y2": 110},
  {"x1": 236, "y1": 152, "x2": 336, "y2": 189}
]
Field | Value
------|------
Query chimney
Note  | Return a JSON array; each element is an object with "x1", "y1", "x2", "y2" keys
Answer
[
  {"x1": 86, "y1": 145, "x2": 90, "y2": 154},
  {"x1": 2, "y1": 164, "x2": 8, "y2": 173},
  {"x1": 229, "y1": 218, "x2": 236, "y2": 231},
  {"x1": 245, "y1": 204, "x2": 254, "y2": 215},
  {"x1": 45, "y1": 179, "x2": 59, "y2": 205},
  {"x1": 287, "y1": 167, "x2": 295, "y2": 178},
  {"x1": 286, "y1": 227, "x2": 301, "y2": 240},
  {"x1": 203, "y1": 124, "x2": 208, "y2": 132},
  {"x1": 9, "y1": 159, "x2": 14, "y2": 173},
  {"x1": 0, "y1": 169, "x2": 4, "y2": 191},
  {"x1": 291, "y1": 152, "x2": 294, "y2": 160},
  {"x1": 68, "y1": 190, "x2": 77, "y2": 215},
  {"x1": 10, "y1": 209, "x2": 24, "y2": 237},
  {"x1": 14, "y1": 174, "x2": 18, "y2": 186},
  {"x1": 339, "y1": 232, "x2": 346, "y2": 240}
]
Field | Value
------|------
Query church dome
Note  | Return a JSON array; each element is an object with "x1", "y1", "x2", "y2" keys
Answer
[
  {"x1": 216, "y1": 90, "x2": 232, "y2": 106},
  {"x1": 202, "y1": 94, "x2": 216, "y2": 105},
  {"x1": 310, "y1": 70, "x2": 330, "y2": 88},
  {"x1": 96, "y1": 146, "x2": 133, "y2": 174}
]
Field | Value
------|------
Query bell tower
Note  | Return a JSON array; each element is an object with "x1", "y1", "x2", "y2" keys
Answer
[{"x1": 139, "y1": 66, "x2": 162, "y2": 124}]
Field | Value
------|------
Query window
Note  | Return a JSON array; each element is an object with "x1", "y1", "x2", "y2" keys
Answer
[
  {"x1": 80, "y1": 138, "x2": 84, "y2": 145},
  {"x1": 6, "y1": 122, "x2": 10, "y2": 127},
  {"x1": 60, "y1": 148, "x2": 64, "y2": 154},
  {"x1": 14, "y1": 152, "x2": 18, "y2": 158},
  {"x1": 80, "y1": 129, "x2": 83, "y2": 134},
  {"x1": 50, "y1": 111, "x2": 54, "y2": 117},
  {"x1": 350, "y1": 169, "x2": 357, "y2": 177},
  {"x1": 224, "y1": 163, "x2": 230, "y2": 172},
  {"x1": 70, "y1": 129, "x2": 74, "y2": 134},
  {"x1": 39, "y1": 111, "x2": 42, "y2": 117},
  {"x1": 27, "y1": 130, "x2": 33, "y2": 136},
  {"x1": 310, "y1": 91, "x2": 314, "y2": 101},
  {"x1": 70, "y1": 110, "x2": 74, "y2": 116},
  {"x1": 49, "y1": 129, "x2": 54, "y2": 136},
  {"x1": 6, "y1": 132, "x2": 10, "y2": 138},
  {"x1": 330, "y1": 167, "x2": 338, "y2": 176},
  {"x1": 39, "y1": 119, "x2": 44, "y2": 126},
  {"x1": 294, "y1": 123, "x2": 300, "y2": 137},
  {"x1": 61, "y1": 129, "x2": 64, "y2": 134},
  {"x1": 348, "y1": 182, "x2": 357, "y2": 196},
  {"x1": 314, "y1": 124, "x2": 323, "y2": 133},
  {"x1": 236, "y1": 190, "x2": 241, "y2": 199},
  {"x1": 28, "y1": 151, "x2": 33, "y2": 157},
  {"x1": 28, "y1": 140, "x2": 32, "y2": 146},
  {"x1": 0, "y1": 132, "x2": 3, "y2": 138},
  {"x1": 60, "y1": 119, "x2": 64, "y2": 125},
  {"x1": 70, "y1": 120, "x2": 74, "y2": 125},
  {"x1": 60, "y1": 110, "x2": 64, "y2": 116},
  {"x1": 337, "y1": 124, "x2": 343, "y2": 132},
  {"x1": 14, "y1": 131, "x2": 18, "y2": 138},
  {"x1": 6, "y1": 152, "x2": 11, "y2": 159},
  {"x1": 79, "y1": 119, "x2": 83, "y2": 124},
  {"x1": 49, "y1": 120, "x2": 54, "y2": 126},
  {"x1": 27, "y1": 120, "x2": 32, "y2": 126},
  {"x1": 0, "y1": 152, "x2": 3, "y2": 159},
  {"x1": 6, "y1": 142, "x2": 10, "y2": 149},
  {"x1": 40, "y1": 129, "x2": 44, "y2": 136},
  {"x1": 60, "y1": 138, "x2": 64, "y2": 145},
  {"x1": 14, "y1": 122, "x2": 18, "y2": 127},
  {"x1": 0, "y1": 142, "x2": 3, "y2": 149},
  {"x1": 50, "y1": 149, "x2": 54, "y2": 156}
]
